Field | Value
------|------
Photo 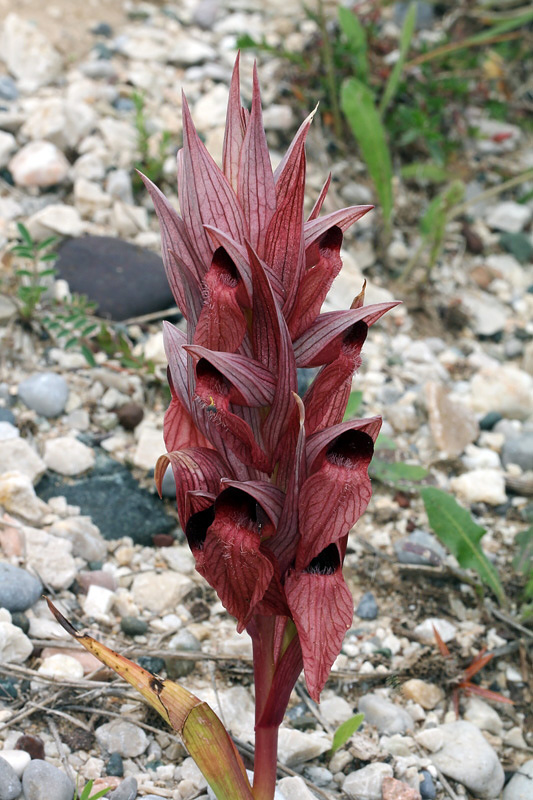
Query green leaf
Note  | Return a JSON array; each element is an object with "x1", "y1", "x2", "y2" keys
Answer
[
  {"x1": 379, "y1": 1, "x2": 416, "y2": 115},
  {"x1": 370, "y1": 459, "x2": 428, "y2": 485},
  {"x1": 341, "y1": 78, "x2": 393, "y2": 227},
  {"x1": 40, "y1": 253, "x2": 58, "y2": 262},
  {"x1": 36, "y1": 236, "x2": 59, "y2": 250},
  {"x1": 338, "y1": 7, "x2": 368, "y2": 82},
  {"x1": 15, "y1": 269, "x2": 34, "y2": 278},
  {"x1": 64, "y1": 337, "x2": 79, "y2": 349},
  {"x1": 421, "y1": 487, "x2": 505, "y2": 604},
  {"x1": 330, "y1": 713, "x2": 365, "y2": 755},
  {"x1": 400, "y1": 162, "x2": 449, "y2": 184},
  {"x1": 513, "y1": 526, "x2": 533, "y2": 577},
  {"x1": 81, "y1": 345, "x2": 97, "y2": 367},
  {"x1": 375, "y1": 434, "x2": 396, "y2": 451},
  {"x1": 343, "y1": 390, "x2": 363, "y2": 421},
  {"x1": 11, "y1": 245, "x2": 34, "y2": 257},
  {"x1": 17, "y1": 222, "x2": 33, "y2": 247}
]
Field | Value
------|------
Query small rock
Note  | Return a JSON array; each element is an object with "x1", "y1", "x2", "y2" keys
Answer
[
  {"x1": 416, "y1": 721, "x2": 504, "y2": 799},
  {"x1": 44, "y1": 436, "x2": 95, "y2": 476},
  {"x1": 131, "y1": 571, "x2": 193, "y2": 614},
  {"x1": 502, "y1": 433, "x2": 533, "y2": 471},
  {"x1": 486, "y1": 201, "x2": 532, "y2": 234},
  {"x1": 74, "y1": 177, "x2": 112, "y2": 216},
  {"x1": 356, "y1": 591, "x2": 378, "y2": 620},
  {"x1": 95, "y1": 720, "x2": 149, "y2": 758},
  {"x1": 22, "y1": 760, "x2": 74, "y2": 800},
  {"x1": 0, "y1": 471, "x2": 49, "y2": 522},
  {"x1": 450, "y1": 469, "x2": 506, "y2": 506},
  {"x1": 469, "y1": 366, "x2": 533, "y2": 420},
  {"x1": 425, "y1": 382, "x2": 479, "y2": 457},
  {"x1": 83, "y1": 585, "x2": 115, "y2": 618},
  {"x1": 461, "y1": 290, "x2": 508, "y2": 338},
  {"x1": 120, "y1": 616, "x2": 148, "y2": 637},
  {"x1": 418, "y1": 770, "x2": 436, "y2": 800},
  {"x1": 106, "y1": 169, "x2": 134, "y2": 205},
  {"x1": 0, "y1": 131, "x2": 16, "y2": 168},
  {"x1": 116, "y1": 403, "x2": 144, "y2": 431},
  {"x1": 24, "y1": 526, "x2": 77, "y2": 589},
  {"x1": 18, "y1": 373, "x2": 69, "y2": 417},
  {"x1": 0, "y1": 750, "x2": 30, "y2": 778},
  {"x1": 0, "y1": 437, "x2": 46, "y2": 483},
  {"x1": 0, "y1": 420, "x2": 18, "y2": 440},
  {"x1": 138, "y1": 656, "x2": 165, "y2": 674},
  {"x1": 108, "y1": 777, "x2": 138, "y2": 800},
  {"x1": 394, "y1": 530, "x2": 446, "y2": 566},
  {"x1": 38, "y1": 654, "x2": 84, "y2": 681},
  {"x1": 0, "y1": 75, "x2": 18, "y2": 100},
  {"x1": 0, "y1": 14, "x2": 62, "y2": 90},
  {"x1": 106, "y1": 753, "x2": 124, "y2": 777},
  {"x1": 503, "y1": 759, "x2": 533, "y2": 800},
  {"x1": 414, "y1": 618, "x2": 456, "y2": 644},
  {"x1": 0, "y1": 757, "x2": 22, "y2": 800},
  {"x1": 0, "y1": 563, "x2": 42, "y2": 611},
  {"x1": 382, "y1": 777, "x2": 421, "y2": 800},
  {"x1": 48, "y1": 516, "x2": 107, "y2": 562},
  {"x1": 319, "y1": 696, "x2": 354, "y2": 727},
  {"x1": 11, "y1": 611, "x2": 29, "y2": 634},
  {"x1": 9, "y1": 141, "x2": 70, "y2": 188},
  {"x1": 133, "y1": 425, "x2": 165, "y2": 471},
  {"x1": 402, "y1": 679, "x2": 443, "y2": 710},
  {"x1": 0, "y1": 407, "x2": 16, "y2": 425},
  {"x1": 464, "y1": 696, "x2": 503, "y2": 735},
  {"x1": 277, "y1": 729, "x2": 331, "y2": 767},
  {"x1": 343, "y1": 762, "x2": 394, "y2": 800},
  {"x1": 26, "y1": 205, "x2": 83, "y2": 239},
  {"x1": 278, "y1": 775, "x2": 318, "y2": 800},
  {"x1": 15, "y1": 734, "x2": 45, "y2": 760},
  {"x1": 358, "y1": 694, "x2": 414, "y2": 735}
]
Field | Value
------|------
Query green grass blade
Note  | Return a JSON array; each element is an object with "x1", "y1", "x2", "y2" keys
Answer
[
  {"x1": 343, "y1": 390, "x2": 363, "y2": 420},
  {"x1": 341, "y1": 78, "x2": 393, "y2": 229},
  {"x1": 330, "y1": 713, "x2": 365, "y2": 755},
  {"x1": 379, "y1": 0, "x2": 416, "y2": 116},
  {"x1": 421, "y1": 487, "x2": 505, "y2": 604},
  {"x1": 338, "y1": 7, "x2": 368, "y2": 82}
]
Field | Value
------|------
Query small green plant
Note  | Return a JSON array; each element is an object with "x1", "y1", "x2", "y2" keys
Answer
[
  {"x1": 132, "y1": 90, "x2": 171, "y2": 193},
  {"x1": 43, "y1": 294, "x2": 99, "y2": 365},
  {"x1": 329, "y1": 713, "x2": 364, "y2": 756},
  {"x1": 513, "y1": 526, "x2": 533, "y2": 621},
  {"x1": 10, "y1": 223, "x2": 58, "y2": 320},
  {"x1": 75, "y1": 778, "x2": 111, "y2": 800}
]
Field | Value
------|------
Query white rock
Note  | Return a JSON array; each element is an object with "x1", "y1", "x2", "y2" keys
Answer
[
  {"x1": 342, "y1": 762, "x2": 393, "y2": 800},
  {"x1": 168, "y1": 37, "x2": 217, "y2": 66},
  {"x1": 0, "y1": 471, "x2": 49, "y2": 522},
  {"x1": 0, "y1": 294, "x2": 17, "y2": 325},
  {"x1": 0, "y1": 13, "x2": 62, "y2": 90},
  {"x1": 486, "y1": 201, "x2": 532, "y2": 233},
  {"x1": 277, "y1": 729, "x2": 331, "y2": 767},
  {"x1": 105, "y1": 169, "x2": 134, "y2": 205},
  {"x1": 464, "y1": 697, "x2": 503, "y2": 735},
  {"x1": 44, "y1": 436, "x2": 95, "y2": 476},
  {"x1": 503, "y1": 727, "x2": 527, "y2": 749},
  {"x1": 111, "y1": 201, "x2": 148, "y2": 237},
  {"x1": 461, "y1": 290, "x2": 508, "y2": 337},
  {"x1": 38, "y1": 653, "x2": 84, "y2": 681},
  {"x1": 23, "y1": 526, "x2": 77, "y2": 589},
  {"x1": 95, "y1": 720, "x2": 149, "y2": 757},
  {"x1": 193, "y1": 84, "x2": 231, "y2": 129},
  {"x1": 133, "y1": 425, "x2": 165, "y2": 471},
  {"x1": 0, "y1": 749, "x2": 31, "y2": 777},
  {"x1": 278, "y1": 776, "x2": 317, "y2": 800},
  {"x1": 0, "y1": 621, "x2": 33, "y2": 663},
  {"x1": 417, "y1": 721, "x2": 504, "y2": 799},
  {"x1": 0, "y1": 130, "x2": 16, "y2": 167},
  {"x1": 502, "y1": 758, "x2": 533, "y2": 800},
  {"x1": 0, "y1": 437, "x2": 46, "y2": 482},
  {"x1": 450, "y1": 469, "x2": 506, "y2": 506},
  {"x1": 98, "y1": 118, "x2": 138, "y2": 166},
  {"x1": 262, "y1": 104, "x2": 295, "y2": 131},
  {"x1": 74, "y1": 178, "x2": 112, "y2": 217},
  {"x1": 358, "y1": 693, "x2": 414, "y2": 735},
  {"x1": 462, "y1": 444, "x2": 500, "y2": 470},
  {"x1": 131, "y1": 571, "x2": 194, "y2": 614},
  {"x1": 21, "y1": 98, "x2": 97, "y2": 150},
  {"x1": 48, "y1": 516, "x2": 106, "y2": 562},
  {"x1": 83, "y1": 585, "x2": 114, "y2": 618},
  {"x1": 469, "y1": 366, "x2": 533, "y2": 420},
  {"x1": 9, "y1": 140, "x2": 70, "y2": 187},
  {"x1": 71, "y1": 151, "x2": 106, "y2": 182},
  {"x1": 414, "y1": 617, "x2": 456, "y2": 645},
  {"x1": 0, "y1": 421, "x2": 19, "y2": 440},
  {"x1": 319, "y1": 695, "x2": 354, "y2": 727},
  {"x1": 139, "y1": 331, "x2": 167, "y2": 365},
  {"x1": 26, "y1": 205, "x2": 84, "y2": 240}
]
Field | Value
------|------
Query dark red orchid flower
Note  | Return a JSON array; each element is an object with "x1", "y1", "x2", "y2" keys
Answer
[{"x1": 149, "y1": 56, "x2": 398, "y2": 714}]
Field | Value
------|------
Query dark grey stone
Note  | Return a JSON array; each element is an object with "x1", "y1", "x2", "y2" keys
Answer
[
  {"x1": 120, "y1": 617, "x2": 148, "y2": 636},
  {"x1": 394, "y1": 530, "x2": 446, "y2": 566},
  {"x1": 108, "y1": 776, "x2": 137, "y2": 800},
  {"x1": 479, "y1": 411, "x2": 503, "y2": 431},
  {"x1": 18, "y1": 372, "x2": 69, "y2": 417},
  {"x1": 419, "y1": 769, "x2": 437, "y2": 799},
  {"x1": 138, "y1": 656, "x2": 165, "y2": 674},
  {"x1": 55, "y1": 236, "x2": 175, "y2": 321},
  {"x1": 0, "y1": 757, "x2": 21, "y2": 800},
  {"x1": 91, "y1": 21, "x2": 113, "y2": 37},
  {"x1": 502, "y1": 434, "x2": 533, "y2": 472},
  {"x1": 22, "y1": 760, "x2": 74, "y2": 800},
  {"x1": 0, "y1": 563, "x2": 42, "y2": 612},
  {"x1": 0, "y1": 76, "x2": 18, "y2": 101},
  {"x1": 0, "y1": 407, "x2": 16, "y2": 425},
  {"x1": 36, "y1": 455, "x2": 175, "y2": 544},
  {"x1": 106, "y1": 753, "x2": 124, "y2": 777},
  {"x1": 355, "y1": 591, "x2": 378, "y2": 620}
]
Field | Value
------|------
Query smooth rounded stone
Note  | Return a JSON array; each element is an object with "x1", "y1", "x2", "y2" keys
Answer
[
  {"x1": 22, "y1": 760, "x2": 74, "y2": 800},
  {"x1": 461, "y1": 290, "x2": 509, "y2": 338},
  {"x1": 44, "y1": 436, "x2": 95, "y2": 476},
  {"x1": 38, "y1": 653, "x2": 84, "y2": 681},
  {"x1": 95, "y1": 720, "x2": 149, "y2": 758},
  {"x1": 486, "y1": 201, "x2": 532, "y2": 234},
  {"x1": 463, "y1": 696, "x2": 503, "y2": 735},
  {"x1": 416, "y1": 721, "x2": 504, "y2": 799},
  {"x1": 0, "y1": 76, "x2": 18, "y2": 100},
  {"x1": 15, "y1": 734, "x2": 45, "y2": 760},
  {"x1": 382, "y1": 777, "x2": 421, "y2": 800},
  {"x1": 0, "y1": 407, "x2": 16, "y2": 425},
  {"x1": 450, "y1": 469, "x2": 506, "y2": 506},
  {"x1": 469, "y1": 366, "x2": 533, "y2": 420},
  {"x1": 0, "y1": 421, "x2": 19, "y2": 440},
  {"x1": 55, "y1": 236, "x2": 174, "y2": 321},
  {"x1": 138, "y1": 656, "x2": 165, "y2": 674},
  {"x1": 105, "y1": 169, "x2": 134, "y2": 205},
  {"x1": 358, "y1": 694, "x2": 413, "y2": 735},
  {"x1": 0, "y1": 749, "x2": 30, "y2": 778},
  {"x1": 356, "y1": 591, "x2": 378, "y2": 620},
  {"x1": 106, "y1": 753, "x2": 124, "y2": 777},
  {"x1": 278, "y1": 775, "x2": 318, "y2": 799},
  {"x1": 0, "y1": 620, "x2": 33, "y2": 663},
  {"x1": 402, "y1": 679, "x2": 443, "y2": 710},
  {"x1": 132, "y1": 571, "x2": 194, "y2": 614},
  {"x1": 425, "y1": 382, "x2": 479, "y2": 457},
  {"x1": 116, "y1": 403, "x2": 144, "y2": 431},
  {"x1": 9, "y1": 141, "x2": 70, "y2": 188},
  {"x1": 0, "y1": 437, "x2": 46, "y2": 483},
  {"x1": 108, "y1": 776, "x2": 138, "y2": 800},
  {"x1": 414, "y1": 617, "x2": 456, "y2": 645},
  {"x1": 23, "y1": 527, "x2": 76, "y2": 589},
  {"x1": 0, "y1": 14, "x2": 62, "y2": 90},
  {"x1": 500, "y1": 231, "x2": 533, "y2": 264},
  {"x1": 277, "y1": 729, "x2": 331, "y2": 767},
  {"x1": 502, "y1": 433, "x2": 533, "y2": 471},
  {"x1": 418, "y1": 770, "x2": 436, "y2": 800},
  {"x1": 302, "y1": 766, "x2": 333, "y2": 788},
  {"x1": 0, "y1": 563, "x2": 42, "y2": 612},
  {"x1": 343, "y1": 762, "x2": 394, "y2": 800},
  {"x1": 0, "y1": 756, "x2": 21, "y2": 800},
  {"x1": 18, "y1": 373, "x2": 69, "y2": 418},
  {"x1": 318, "y1": 696, "x2": 353, "y2": 728},
  {"x1": 120, "y1": 616, "x2": 148, "y2": 637},
  {"x1": 36, "y1": 459, "x2": 175, "y2": 544},
  {"x1": 0, "y1": 131, "x2": 17, "y2": 168},
  {"x1": 503, "y1": 759, "x2": 533, "y2": 800},
  {"x1": 394, "y1": 529, "x2": 446, "y2": 566}
]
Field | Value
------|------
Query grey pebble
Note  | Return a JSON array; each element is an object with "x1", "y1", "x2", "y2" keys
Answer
[
  {"x1": 358, "y1": 693, "x2": 413, "y2": 735},
  {"x1": 0, "y1": 563, "x2": 42, "y2": 612},
  {"x1": 0, "y1": 407, "x2": 16, "y2": 425},
  {"x1": 394, "y1": 529, "x2": 446, "y2": 566},
  {"x1": 18, "y1": 373, "x2": 69, "y2": 418},
  {"x1": 502, "y1": 433, "x2": 533, "y2": 472},
  {"x1": 0, "y1": 756, "x2": 22, "y2": 800},
  {"x1": 355, "y1": 591, "x2": 378, "y2": 620},
  {"x1": 0, "y1": 76, "x2": 18, "y2": 101},
  {"x1": 108, "y1": 776, "x2": 138, "y2": 800},
  {"x1": 419, "y1": 769, "x2": 436, "y2": 800},
  {"x1": 22, "y1": 760, "x2": 75, "y2": 800}
]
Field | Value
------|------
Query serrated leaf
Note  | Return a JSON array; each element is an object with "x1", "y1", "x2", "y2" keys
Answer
[
  {"x1": 379, "y1": 1, "x2": 416, "y2": 115},
  {"x1": 421, "y1": 487, "x2": 505, "y2": 605},
  {"x1": 341, "y1": 78, "x2": 393, "y2": 227},
  {"x1": 330, "y1": 713, "x2": 365, "y2": 755},
  {"x1": 343, "y1": 390, "x2": 363, "y2": 421}
]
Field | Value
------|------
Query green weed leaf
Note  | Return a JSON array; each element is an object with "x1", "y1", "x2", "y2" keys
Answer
[
  {"x1": 343, "y1": 390, "x2": 363, "y2": 420},
  {"x1": 370, "y1": 460, "x2": 427, "y2": 486},
  {"x1": 16, "y1": 222, "x2": 33, "y2": 247},
  {"x1": 330, "y1": 713, "x2": 365, "y2": 755},
  {"x1": 338, "y1": 7, "x2": 368, "y2": 82},
  {"x1": 421, "y1": 487, "x2": 505, "y2": 604},
  {"x1": 379, "y1": 1, "x2": 416, "y2": 115}
]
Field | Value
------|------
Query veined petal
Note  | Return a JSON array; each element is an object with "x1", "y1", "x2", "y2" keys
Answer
[
  {"x1": 305, "y1": 416, "x2": 382, "y2": 471},
  {"x1": 285, "y1": 545, "x2": 353, "y2": 701},
  {"x1": 237, "y1": 64, "x2": 276, "y2": 254},
  {"x1": 163, "y1": 385, "x2": 212, "y2": 454},
  {"x1": 293, "y1": 301, "x2": 400, "y2": 366},
  {"x1": 287, "y1": 226, "x2": 343, "y2": 340},
  {"x1": 222, "y1": 52, "x2": 247, "y2": 192},
  {"x1": 163, "y1": 322, "x2": 189, "y2": 406},
  {"x1": 307, "y1": 173, "x2": 331, "y2": 221},
  {"x1": 193, "y1": 247, "x2": 247, "y2": 352},
  {"x1": 304, "y1": 205, "x2": 374, "y2": 263},
  {"x1": 220, "y1": 479, "x2": 284, "y2": 529},
  {"x1": 185, "y1": 345, "x2": 276, "y2": 406}
]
